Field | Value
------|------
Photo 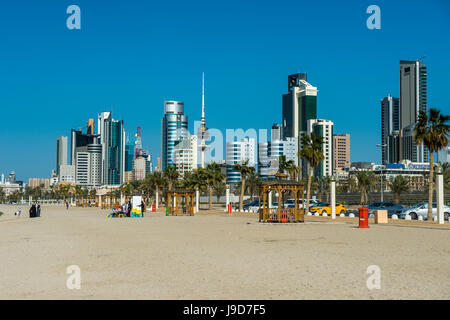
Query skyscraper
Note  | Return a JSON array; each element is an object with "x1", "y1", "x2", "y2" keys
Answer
[
  {"x1": 258, "y1": 137, "x2": 297, "y2": 179},
  {"x1": 282, "y1": 73, "x2": 317, "y2": 139},
  {"x1": 399, "y1": 60, "x2": 429, "y2": 162},
  {"x1": 173, "y1": 135, "x2": 198, "y2": 176},
  {"x1": 307, "y1": 119, "x2": 334, "y2": 178},
  {"x1": 381, "y1": 94, "x2": 400, "y2": 164},
  {"x1": 161, "y1": 101, "x2": 188, "y2": 171},
  {"x1": 333, "y1": 134, "x2": 350, "y2": 173},
  {"x1": 226, "y1": 138, "x2": 256, "y2": 183},
  {"x1": 56, "y1": 136, "x2": 68, "y2": 176},
  {"x1": 98, "y1": 112, "x2": 125, "y2": 185},
  {"x1": 282, "y1": 73, "x2": 318, "y2": 172}
]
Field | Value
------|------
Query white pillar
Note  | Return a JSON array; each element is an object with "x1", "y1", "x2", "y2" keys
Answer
[
  {"x1": 195, "y1": 188, "x2": 200, "y2": 213},
  {"x1": 225, "y1": 184, "x2": 230, "y2": 209},
  {"x1": 156, "y1": 190, "x2": 159, "y2": 209},
  {"x1": 268, "y1": 191, "x2": 273, "y2": 209},
  {"x1": 331, "y1": 177, "x2": 336, "y2": 220},
  {"x1": 29, "y1": 196, "x2": 32, "y2": 205},
  {"x1": 436, "y1": 169, "x2": 444, "y2": 225}
]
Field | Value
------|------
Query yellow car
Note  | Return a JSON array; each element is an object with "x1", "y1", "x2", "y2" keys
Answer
[{"x1": 310, "y1": 203, "x2": 346, "y2": 215}]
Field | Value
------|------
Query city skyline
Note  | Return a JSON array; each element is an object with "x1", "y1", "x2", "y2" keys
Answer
[{"x1": 1, "y1": 0, "x2": 450, "y2": 181}]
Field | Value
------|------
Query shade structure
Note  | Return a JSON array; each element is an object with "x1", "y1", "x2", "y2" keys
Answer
[
  {"x1": 166, "y1": 190, "x2": 195, "y2": 216},
  {"x1": 259, "y1": 180, "x2": 305, "y2": 223}
]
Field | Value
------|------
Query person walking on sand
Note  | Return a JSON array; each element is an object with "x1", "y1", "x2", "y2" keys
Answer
[
  {"x1": 66, "y1": 202, "x2": 69, "y2": 211},
  {"x1": 36, "y1": 203, "x2": 41, "y2": 217}
]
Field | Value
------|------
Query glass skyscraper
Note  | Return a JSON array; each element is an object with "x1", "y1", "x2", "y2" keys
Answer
[{"x1": 161, "y1": 101, "x2": 188, "y2": 171}]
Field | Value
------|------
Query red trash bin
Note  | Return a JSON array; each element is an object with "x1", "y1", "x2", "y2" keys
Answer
[{"x1": 359, "y1": 207, "x2": 369, "y2": 228}]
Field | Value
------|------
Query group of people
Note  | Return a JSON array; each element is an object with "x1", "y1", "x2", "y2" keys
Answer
[
  {"x1": 29, "y1": 204, "x2": 41, "y2": 218},
  {"x1": 114, "y1": 200, "x2": 146, "y2": 217}
]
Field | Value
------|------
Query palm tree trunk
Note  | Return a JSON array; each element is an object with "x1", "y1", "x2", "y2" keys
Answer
[
  {"x1": 208, "y1": 185, "x2": 213, "y2": 210},
  {"x1": 305, "y1": 166, "x2": 313, "y2": 215},
  {"x1": 239, "y1": 178, "x2": 246, "y2": 212},
  {"x1": 360, "y1": 186, "x2": 365, "y2": 205},
  {"x1": 394, "y1": 192, "x2": 400, "y2": 204},
  {"x1": 428, "y1": 152, "x2": 434, "y2": 221}
]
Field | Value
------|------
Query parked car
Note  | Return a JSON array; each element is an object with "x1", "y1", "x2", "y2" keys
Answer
[
  {"x1": 365, "y1": 201, "x2": 403, "y2": 218},
  {"x1": 310, "y1": 203, "x2": 346, "y2": 215},
  {"x1": 284, "y1": 198, "x2": 319, "y2": 209},
  {"x1": 235, "y1": 200, "x2": 259, "y2": 211},
  {"x1": 400, "y1": 202, "x2": 450, "y2": 221}
]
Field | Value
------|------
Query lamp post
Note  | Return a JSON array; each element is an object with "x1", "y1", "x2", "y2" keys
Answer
[
  {"x1": 376, "y1": 144, "x2": 387, "y2": 202},
  {"x1": 330, "y1": 175, "x2": 336, "y2": 220},
  {"x1": 436, "y1": 165, "x2": 444, "y2": 224}
]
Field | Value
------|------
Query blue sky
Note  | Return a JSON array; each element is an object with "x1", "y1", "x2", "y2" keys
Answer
[{"x1": 0, "y1": 0, "x2": 449, "y2": 181}]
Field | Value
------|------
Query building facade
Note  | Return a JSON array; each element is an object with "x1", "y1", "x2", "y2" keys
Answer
[
  {"x1": 161, "y1": 101, "x2": 188, "y2": 171},
  {"x1": 173, "y1": 135, "x2": 198, "y2": 176},
  {"x1": 56, "y1": 136, "x2": 68, "y2": 176},
  {"x1": 333, "y1": 134, "x2": 350, "y2": 174},
  {"x1": 226, "y1": 138, "x2": 256, "y2": 183},
  {"x1": 381, "y1": 95, "x2": 399, "y2": 164},
  {"x1": 258, "y1": 137, "x2": 298, "y2": 179},
  {"x1": 98, "y1": 112, "x2": 125, "y2": 185},
  {"x1": 399, "y1": 60, "x2": 429, "y2": 163},
  {"x1": 307, "y1": 119, "x2": 334, "y2": 178}
]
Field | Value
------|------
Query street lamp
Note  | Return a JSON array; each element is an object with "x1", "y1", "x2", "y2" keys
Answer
[{"x1": 376, "y1": 144, "x2": 387, "y2": 202}]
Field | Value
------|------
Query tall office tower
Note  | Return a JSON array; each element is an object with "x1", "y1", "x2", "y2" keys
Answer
[
  {"x1": 307, "y1": 119, "x2": 334, "y2": 178},
  {"x1": 75, "y1": 143, "x2": 102, "y2": 187},
  {"x1": 271, "y1": 124, "x2": 282, "y2": 141},
  {"x1": 87, "y1": 119, "x2": 95, "y2": 135},
  {"x1": 8, "y1": 171, "x2": 16, "y2": 183},
  {"x1": 133, "y1": 156, "x2": 147, "y2": 181},
  {"x1": 125, "y1": 142, "x2": 134, "y2": 172},
  {"x1": 56, "y1": 136, "x2": 68, "y2": 176},
  {"x1": 98, "y1": 112, "x2": 125, "y2": 185},
  {"x1": 161, "y1": 101, "x2": 188, "y2": 171},
  {"x1": 258, "y1": 137, "x2": 298, "y2": 179},
  {"x1": 401, "y1": 124, "x2": 428, "y2": 163},
  {"x1": 282, "y1": 73, "x2": 317, "y2": 173},
  {"x1": 70, "y1": 129, "x2": 99, "y2": 165},
  {"x1": 173, "y1": 135, "x2": 198, "y2": 176},
  {"x1": 399, "y1": 60, "x2": 429, "y2": 162},
  {"x1": 282, "y1": 73, "x2": 317, "y2": 139},
  {"x1": 226, "y1": 138, "x2": 256, "y2": 184},
  {"x1": 155, "y1": 157, "x2": 161, "y2": 172},
  {"x1": 141, "y1": 150, "x2": 153, "y2": 174},
  {"x1": 381, "y1": 95, "x2": 400, "y2": 164},
  {"x1": 333, "y1": 134, "x2": 350, "y2": 173},
  {"x1": 134, "y1": 126, "x2": 143, "y2": 158},
  {"x1": 387, "y1": 130, "x2": 401, "y2": 164},
  {"x1": 59, "y1": 165, "x2": 75, "y2": 183}
]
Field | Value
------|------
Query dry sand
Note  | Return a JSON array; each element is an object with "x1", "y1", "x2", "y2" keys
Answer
[{"x1": 0, "y1": 204, "x2": 449, "y2": 300}]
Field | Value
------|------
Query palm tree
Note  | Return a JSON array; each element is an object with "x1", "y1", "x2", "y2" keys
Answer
[
  {"x1": 164, "y1": 165, "x2": 179, "y2": 191},
  {"x1": 232, "y1": 160, "x2": 256, "y2": 212},
  {"x1": 299, "y1": 133, "x2": 324, "y2": 214},
  {"x1": 120, "y1": 183, "x2": 133, "y2": 202},
  {"x1": 414, "y1": 108, "x2": 450, "y2": 220},
  {"x1": 152, "y1": 172, "x2": 167, "y2": 207},
  {"x1": 0, "y1": 187, "x2": 5, "y2": 204},
  {"x1": 213, "y1": 181, "x2": 226, "y2": 203},
  {"x1": 355, "y1": 170, "x2": 375, "y2": 205},
  {"x1": 58, "y1": 184, "x2": 71, "y2": 203},
  {"x1": 388, "y1": 175, "x2": 410, "y2": 204},
  {"x1": 246, "y1": 171, "x2": 262, "y2": 201},
  {"x1": 206, "y1": 162, "x2": 225, "y2": 210}
]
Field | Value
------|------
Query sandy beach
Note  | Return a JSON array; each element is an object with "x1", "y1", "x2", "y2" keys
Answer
[{"x1": 0, "y1": 204, "x2": 449, "y2": 300}]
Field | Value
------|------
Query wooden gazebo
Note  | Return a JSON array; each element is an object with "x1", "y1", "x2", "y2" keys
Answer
[
  {"x1": 259, "y1": 175, "x2": 305, "y2": 223},
  {"x1": 166, "y1": 189, "x2": 195, "y2": 216}
]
